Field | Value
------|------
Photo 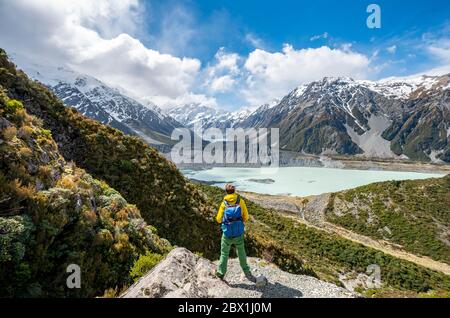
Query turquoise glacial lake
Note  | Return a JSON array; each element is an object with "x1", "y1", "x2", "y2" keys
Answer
[{"x1": 182, "y1": 167, "x2": 445, "y2": 197}]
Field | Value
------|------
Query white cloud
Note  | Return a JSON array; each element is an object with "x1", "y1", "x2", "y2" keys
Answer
[
  {"x1": 204, "y1": 47, "x2": 240, "y2": 93},
  {"x1": 419, "y1": 39, "x2": 450, "y2": 75},
  {"x1": 209, "y1": 75, "x2": 236, "y2": 93},
  {"x1": 149, "y1": 4, "x2": 198, "y2": 56},
  {"x1": 241, "y1": 44, "x2": 371, "y2": 105},
  {"x1": 310, "y1": 32, "x2": 329, "y2": 41},
  {"x1": 409, "y1": 64, "x2": 450, "y2": 77},
  {"x1": 4, "y1": 0, "x2": 445, "y2": 112},
  {"x1": 386, "y1": 45, "x2": 397, "y2": 54},
  {"x1": 0, "y1": 0, "x2": 206, "y2": 108},
  {"x1": 427, "y1": 40, "x2": 450, "y2": 63},
  {"x1": 210, "y1": 47, "x2": 240, "y2": 75}
]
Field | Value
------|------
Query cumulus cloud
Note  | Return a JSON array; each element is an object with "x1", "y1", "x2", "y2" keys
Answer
[
  {"x1": 241, "y1": 44, "x2": 371, "y2": 105},
  {"x1": 204, "y1": 47, "x2": 241, "y2": 93},
  {"x1": 209, "y1": 75, "x2": 236, "y2": 93},
  {"x1": 209, "y1": 48, "x2": 240, "y2": 75},
  {"x1": 0, "y1": 0, "x2": 401, "y2": 110},
  {"x1": 0, "y1": 0, "x2": 205, "y2": 108}
]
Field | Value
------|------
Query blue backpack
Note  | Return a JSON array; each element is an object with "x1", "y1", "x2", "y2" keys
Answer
[{"x1": 221, "y1": 196, "x2": 245, "y2": 238}]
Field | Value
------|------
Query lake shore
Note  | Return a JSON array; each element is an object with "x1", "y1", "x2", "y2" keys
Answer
[{"x1": 182, "y1": 166, "x2": 445, "y2": 197}]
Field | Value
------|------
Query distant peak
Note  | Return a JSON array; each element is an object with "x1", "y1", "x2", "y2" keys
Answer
[{"x1": 322, "y1": 76, "x2": 355, "y2": 83}]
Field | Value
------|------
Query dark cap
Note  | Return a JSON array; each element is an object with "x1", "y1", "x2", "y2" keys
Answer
[{"x1": 225, "y1": 184, "x2": 235, "y2": 194}]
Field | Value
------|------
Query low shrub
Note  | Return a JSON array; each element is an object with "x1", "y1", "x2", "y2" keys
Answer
[{"x1": 129, "y1": 252, "x2": 165, "y2": 281}]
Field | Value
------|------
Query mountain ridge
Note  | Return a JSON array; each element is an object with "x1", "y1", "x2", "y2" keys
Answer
[
  {"x1": 11, "y1": 55, "x2": 183, "y2": 149},
  {"x1": 169, "y1": 75, "x2": 450, "y2": 162}
]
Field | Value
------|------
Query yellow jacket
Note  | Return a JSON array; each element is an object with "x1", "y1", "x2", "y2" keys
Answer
[{"x1": 216, "y1": 193, "x2": 249, "y2": 224}]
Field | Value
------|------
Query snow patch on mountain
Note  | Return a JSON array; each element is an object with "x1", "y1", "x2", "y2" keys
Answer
[
  {"x1": 298, "y1": 75, "x2": 447, "y2": 101},
  {"x1": 294, "y1": 84, "x2": 309, "y2": 97},
  {"x1": 167, "y1": 103, "x2": 256, "y2": 130},
  {"x1": 360, "y1": 75, "x2": 447, "y2": 100}
]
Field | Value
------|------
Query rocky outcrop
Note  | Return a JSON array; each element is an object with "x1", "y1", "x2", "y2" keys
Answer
[
  {"x1": 121, "y1": 248, "x2": 229, "y2": 298},
  {"x1": 121, "y1": 248, "x2": 358, "y2": 298}
]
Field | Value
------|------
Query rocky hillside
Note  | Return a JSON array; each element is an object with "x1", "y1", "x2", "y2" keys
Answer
[
  {"x1": 240, "y1": 76, "x2": 449, "y2": 162},
  {"x1": 198, "y1": 184, "x2": 450, "y2": 296},
  {"x1": 170, "y1": 76, "x2": 449, "y2": 163},
  {"x1": 0, "y1": 89, "x2": 170, "y2": 297},
  {"x1": 122, "y1": 248, "x2": 357, "y2": 298},
  {"x1": 326, "y1": 175, "x2": 450, "y2": 264}
]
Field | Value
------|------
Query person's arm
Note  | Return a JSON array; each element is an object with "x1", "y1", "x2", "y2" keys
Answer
[
  {"x1": 240, "y1": 198, "x2": 249, "y2": 222},
  {"x1": 216, "y1": 202, "x2": 225, "y2": 223}
]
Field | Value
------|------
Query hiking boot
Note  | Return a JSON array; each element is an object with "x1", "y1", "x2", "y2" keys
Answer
[
  {"x1": 216, "y1": 272, "x2": 225, "y2": 280},
  {"x1": 241, "y1": 271, "x2": 256, "y2": 283}
]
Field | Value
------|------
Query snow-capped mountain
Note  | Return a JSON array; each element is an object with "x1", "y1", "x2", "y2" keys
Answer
[
  {"x1": 240, "y1": 75, "x2": 450, "y2": 162},
  {"x1": 167, "y1": 103, "x2": 255, "y2": 130},
  {"x1": 13, "y1": 56, "x2": 183, "y2": 147},
  {"x1": 13, "y1": 51, "x2": 449, "y2": 162},
  {"x1": 168, "y1": 75, "x2": 449, "y2": 162}
]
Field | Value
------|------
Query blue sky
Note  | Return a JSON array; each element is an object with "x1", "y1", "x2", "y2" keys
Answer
[
  {"x1": 144, "y1": 0, "x2": 450, "y2": 76},
  {"x1": 0, "y1": 0, "x2": 449, "y2": 110},
  {"x1": 140, "y1": 0, "x2": 450, "y2": 109}
]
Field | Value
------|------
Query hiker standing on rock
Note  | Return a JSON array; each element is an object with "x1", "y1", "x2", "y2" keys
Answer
[{"x1": 215, "y1": 184, "x2": 254, "y2": 281}]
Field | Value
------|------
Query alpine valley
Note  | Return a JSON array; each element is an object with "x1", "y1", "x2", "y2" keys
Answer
[
  {"x1": 170, "y1": 76, "x2": 450, "y2": 163},
  {"x1": 12, "y1": 54, "x2": 449, "y2": 164},
  {"x1": 1, "y1": 47, "x2": 450, "y2": 299}
]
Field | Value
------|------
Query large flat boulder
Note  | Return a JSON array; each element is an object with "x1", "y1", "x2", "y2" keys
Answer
[
  {"x1": 121, "y1": 248, "x2": 229, "y2": 298},
  {"x1": 121, "y1": 248, "x2": 358, "y2": 298}
]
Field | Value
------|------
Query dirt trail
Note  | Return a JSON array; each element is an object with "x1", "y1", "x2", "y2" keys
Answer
[{"x1": 242, "y1": 191, "x2": 450, "y2": 276}]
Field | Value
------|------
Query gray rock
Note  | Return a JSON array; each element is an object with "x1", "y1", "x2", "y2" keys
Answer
[
  {"x1": 256, "y1": 275, "x2": 268, "y2": 288},
  {"x1": 122, "y1": 248, "x2": 358, "y2": 298},
  {"x1": 121, "y1": 247, "x2": 230, "y2": 298},
  {"x1": 219, "y1": 258, "x2": 358, "y2": 298}
]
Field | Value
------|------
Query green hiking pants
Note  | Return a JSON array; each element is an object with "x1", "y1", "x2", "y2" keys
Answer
[{"x1": 217, "y1": 234, "x2": 250, "y2": 276}]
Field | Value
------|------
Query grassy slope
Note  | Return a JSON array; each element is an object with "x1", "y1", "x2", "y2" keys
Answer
[
  {"x1": 199, "y1": 184, "x2": 450, "y2": 294},
  {"x1": 0, "y1": 49, "x2": 222, "y2": 259},
  {"x1": 0, "y1": 91, "x2": 170, "y2": 297},
  {"x1": 326, "y1": 176, "x2": 450, "y2": 264}
]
